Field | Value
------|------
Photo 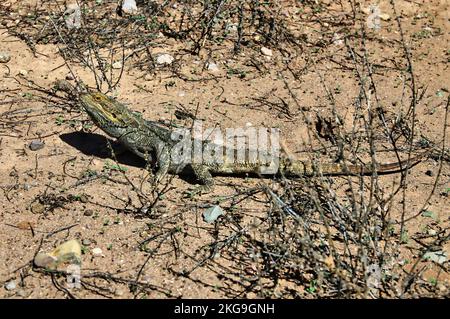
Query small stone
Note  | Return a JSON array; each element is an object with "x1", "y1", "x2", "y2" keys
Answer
[
  {"x1": 203, "y1": 205, "x2": 224, "y2": 223},
  {"x1": 155, "y1": 53, "x2": 174, "y2": 65},
  {"x1": 5, "y1": 281, "x2": 16, "y2": 291},
  {"x1": 115, "y1": 289, "x2": 124, "y2": 296},
  {"x1": 112, "y1": 61, "x2": 123, "y2": 69},
  {"x1": 379, "y1": 13, "x2": 390, "y2": 21},
  {"x1": 438, "y1": 284, "x2": 448, "y2": 293},
  {"x1": 226, "y1": 23, "x2": 238, "y2": 32},
  {"x1": 50, "y1": 239, "x2": 82, "y2": 265},
  {"x1": 428, "y1": 229, "x2": 437, "y2": 236},
  {"x1": 245, "y1": 122, "x2": 253, "y2": 127},
  {"x1": 84, "y1": 209, "x2": 94, "y2": 216},
  {"x1": 17, "y1": 289, "x2": 28, "y2": 297},
  {"x1": 34, "y1": 253, "x2": 57, "y2": 268},
  {"x1": 65, "y1": 73, "x2": 74, "y2": 80},
  {"x1": 17, "y1": 221, "x2": 35, "y2": 230},
  {"x1": 143, "y1": 73, "x2": 153, "y2": 81},
  {"x1": 82, "y1": 239, "x2": 92, "y2": 246},
  {"x1": 64, "y1": 3, "x2": 81, "y2": 29},
  {"x1": 34, "y1": 240, "x2": 81, "y2": 270},
  {"x1": 332, "y1": 33, "x2": 344, "y2": 45},
  {"x1": 121, "y1": 0, "x2": 138, "y2": 15},
  {"x1": 362, "y1": 7, "x2": 390, "y2": 21},
  {"x1": 0, "y1": 52, "x2": 11, "y2": 63},
  {"x1": 30, "y1": 202, "x2": 45, "y2": 214},
  {"x1": 206, "y1": 62, "x2": 219, "y2": 72},
  {"x1": 261, "y1": 47, "x2": 273, "y2": 57},
  {"x1": 361, "y1": 7, "x2": 372, "y2": 15},
  {"x1": 79, "y1": 194, "x2": 89, "y2": 203},
  {"x1": 29, "y1": 140, "x2": 44, "y2": 151},
  {"x1": 423, "y1": 250, "x2": 447, "y2": 265},
  {"x1": 19, "y1": 69, "x2": 28, "y2": 76},
  {"x1": 92, "y1": 247, "x2": 103, "y2": 257}
]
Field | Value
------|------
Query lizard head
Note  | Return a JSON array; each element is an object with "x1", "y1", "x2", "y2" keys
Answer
[{"x1": 80, "y1": 93, "x2": 138, "y2": 138}]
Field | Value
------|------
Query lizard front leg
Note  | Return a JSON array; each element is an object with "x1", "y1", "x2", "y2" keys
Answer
[{"x1": 153, "y1": 144, "x2": 171, "y2": 184}]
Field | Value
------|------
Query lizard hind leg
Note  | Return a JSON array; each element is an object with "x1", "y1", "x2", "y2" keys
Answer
[{"x1": 188, "y1": 164, "x2": 215, "y2": 195}]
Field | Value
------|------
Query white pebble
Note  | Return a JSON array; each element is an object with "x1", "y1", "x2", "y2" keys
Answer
[
  {"x1": 0, "y1": 52, "x2": 11, "y2": 63},
  {"x1": 92, "y1": 247, "x2": 103, "y2": 257},
  {"x1": 206, "y1": 62, "x2": 219, "y2": 72},
  {"x1": 122, "y1": 0, "x2": 138, "y2": 15},
  {"x1": 64, "y1": 3, "x2": 81, "y2": 29},
  {"x1": 261, "y1": 47, "x2": 273, "y2": 57},
  {"x1": 5, "y1": 281, "x2": 16, "y2": 291},
  {"x1": 156, "y1": 53, "x2": 174, "y2": 65}
]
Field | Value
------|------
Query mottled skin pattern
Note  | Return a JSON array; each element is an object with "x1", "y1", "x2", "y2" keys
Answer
[{"x1": 54, "y1": 80, "x2": 423, "y2": 193}]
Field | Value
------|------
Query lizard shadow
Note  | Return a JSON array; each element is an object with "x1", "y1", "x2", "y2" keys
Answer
[
  {"x1": 59, "y1": 132, "x2": 147, "y2": 168},
  {"x1": 59, "y1": 132, "x2": 202, "y2": 184}
]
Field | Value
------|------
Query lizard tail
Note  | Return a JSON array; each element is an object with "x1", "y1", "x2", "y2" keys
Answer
[{"x1": 281, "y1": 151, "x2": 428, "y2": 176}]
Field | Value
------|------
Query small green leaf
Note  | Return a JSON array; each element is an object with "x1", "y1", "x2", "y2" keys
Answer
[
  {"x1": 306, "y1": 280, "x2": 317, "y2": 294},
  {"x1": 55, "y1": 116, "x2": 65, "y2": 125},
  {"x1": 400, "y1": 231, "x2": 409, "y2": 243},
  {"x1": 421, "y1": 210, "x2": 436, "y2": 218}
]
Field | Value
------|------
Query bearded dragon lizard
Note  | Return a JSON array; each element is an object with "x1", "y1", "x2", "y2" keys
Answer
[{"x1": 54, "y1": 80, "x2": 425, "y2": 193}]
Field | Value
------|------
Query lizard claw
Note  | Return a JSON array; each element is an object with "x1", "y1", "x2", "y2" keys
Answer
[{"x1": 183, "y1": 185, "x2": 212, "y2": 198}]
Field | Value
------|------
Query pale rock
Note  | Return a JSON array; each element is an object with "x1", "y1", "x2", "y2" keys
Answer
[
  {"x1": 332, "y1": 33, "x2": 344, "y2": 45},
  {"x1": 64, "y1": 3, "x2": 81, "y2": 29},
  {"x1": 362, "y1": 6, "x2": 390, "y2": 21},
  {"x1": 0, "y1": 52, "x2": 11, "y2": 63},
  {"x1": 379, "y1": 13, "x2": 391, "y2": 21},
  {"x1": 203, "y1": 205, "x2": 224, "y2": 223},
  {"x1": 261, "y1": 47, "x2": 273, "y2": 57},
  {"x1": 34, "y1": 239, "x2": 81, "y2": 270},
  {"x1": 206, "y1": 62, "x2": 219, "y2": 72},
  {"x1": 121, "y1": 0, "x2": 138, "y2": 15},
  {"x1": 423, "y1": 250, "x2": 447, "y2": 264},
  {"x1": 155, "y1": 53, "x2": 174, "y2": 65},
  {"x1": 92, "y1": 247, "x2": 104, "y2": 257},
  {"x1": 49, "y1": 240, "x2": 82, "y2": 264},
  {"x1": 5, "y1": 281, "x2": 16, "y2": 291},
  {"x1": 34, "y1": 253, "x2": 57, "y2": 268}
]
